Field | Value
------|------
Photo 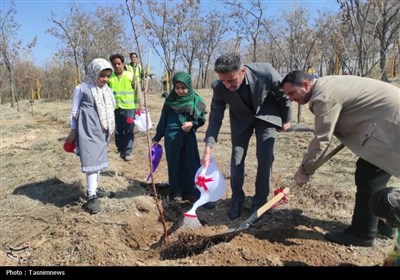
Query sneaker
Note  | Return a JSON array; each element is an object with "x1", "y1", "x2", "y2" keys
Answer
[
  {"x1": 124, "y1": 154, "x2": 133, "y2": 162},
  {"x1": 86, "y1": 195, "x2": 101, "y2": 214},
  {"x1": 324, "y1": 230, "x2": 375, "y2": 247},
  {"x1": 96, "y1": 188, "x2": 115, "y2": 198}
]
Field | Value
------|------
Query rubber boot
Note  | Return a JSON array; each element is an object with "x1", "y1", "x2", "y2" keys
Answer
[
  {"x1": 377, "y1": 219, "x2": 397, "y2": 240},
  {"x1": 350, "y1": 158, "x2": 391, "y2": 240}
]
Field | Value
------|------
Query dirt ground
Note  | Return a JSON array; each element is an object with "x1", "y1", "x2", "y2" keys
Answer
[{"x1": 1, "y1": 82, "x2": 399, "y2": 269}]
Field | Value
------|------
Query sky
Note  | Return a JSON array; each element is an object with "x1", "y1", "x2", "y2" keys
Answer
[
  {"x1": 2, "y1": 0, "x2": 126, "y2": 66},
  {"x1": 1, "y1": 0, "x2": 339, "y2": 75}
]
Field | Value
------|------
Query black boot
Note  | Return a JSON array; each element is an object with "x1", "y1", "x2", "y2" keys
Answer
[
  {"x1": 325, "y1": 158, "x2": 392, "y2": 246},
  {"x1": 377, "y1": 219, "x2": 397, "y2": 240},
  {"x1": 350, "y1": 158, "x2": 392, "y2": 240},
  {"x1": 350, "y1": 191, "x2": 380, "y2": 240},
  {"x1": 324, "y1": 227, "x2": 375, "y2": 247}
]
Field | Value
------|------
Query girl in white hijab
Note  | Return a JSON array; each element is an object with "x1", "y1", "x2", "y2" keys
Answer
[{"x1": 66, "y1": 58, "x2": 115, "y2": 214}]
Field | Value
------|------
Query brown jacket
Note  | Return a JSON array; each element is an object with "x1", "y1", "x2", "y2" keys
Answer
[{"x1": 302, "y1": 75, "x2": 400, "y2": 178}]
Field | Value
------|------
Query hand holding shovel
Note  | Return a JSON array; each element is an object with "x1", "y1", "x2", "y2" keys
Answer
[{"x1": 231, "y1": 143, "x2": 346, "y2": 233}]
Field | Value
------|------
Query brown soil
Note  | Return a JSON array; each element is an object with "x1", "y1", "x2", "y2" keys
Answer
[{"x1": 1, "y1": 86, "x2": 399, "y2": 268}]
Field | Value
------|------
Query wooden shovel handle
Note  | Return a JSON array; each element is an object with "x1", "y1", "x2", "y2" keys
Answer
[
  {"x1": 255, "y1": 187, "x2": 291, "y2": 217},
  {"x1": 256, "y1": 143, "x2": 345, "y2": 218}
]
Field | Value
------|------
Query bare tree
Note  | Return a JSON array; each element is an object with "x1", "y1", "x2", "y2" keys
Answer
[
  {"x1": 337, "y1": 0, "x2": 380, "y2": 76},
  {"x1": 197, "y1": 11, "x2": 228, "y2": 88},
  {"x1": 48, "y1": 5, "x2": 88, "y2": 83},
  {"x1": 223, "y1": 0, "x2": 270, "y2": 63},
  {"x1": 313, "y1": 10, "x2": 352, "y2": 76},
  {"x1": 180, "y1": 16, "x2": 203, "y2": 75},
  {"x1": 129, "y1": 0, "x2": 200, "y2": 86},
  {"x1": 282, "y1": 7, "x2": 317, "y2": 71},
  {"x1": 370, "y1": 0, "x2": 400, "y2": 81},
  {"x1": 48, "y1": 4, "x2": 127, "y2": 82},
  {"x1": 41, "y1": 57, "x2": 76, "y2": 100},
  {"x1": 125, "y1": 0, "x2": 145, "y2": 74},
  {"x1": 0, "y1": 2, "x2": 35, "y2": 107}
]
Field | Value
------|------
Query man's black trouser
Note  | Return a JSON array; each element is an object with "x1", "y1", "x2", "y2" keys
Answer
[
  {"x1": 351, "y1": 158, "x2": 391, "y2": 239},
  {"x1": 230, "y1": 120, "x2": 277, "y2": 207}
]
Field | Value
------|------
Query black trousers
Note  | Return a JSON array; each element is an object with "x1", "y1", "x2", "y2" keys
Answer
[
  {"x1": 230, "y1": 120, "x2": 277, "y2": 206},
  {"x1": 114, "y1": 108, "x2": 135, "y2": 156},
  {"x1": 351, "y1": 158, "x2": 391, "y2": 239}
]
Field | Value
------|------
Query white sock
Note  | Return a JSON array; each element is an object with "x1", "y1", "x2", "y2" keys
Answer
[{"x1": 86, "y1": 172, "x2": 98, "y2": 198}]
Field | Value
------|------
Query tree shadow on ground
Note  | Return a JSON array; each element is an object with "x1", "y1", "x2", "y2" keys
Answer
[{"x1": 13, "y1": 177, "x2": 84, "y2": 207}]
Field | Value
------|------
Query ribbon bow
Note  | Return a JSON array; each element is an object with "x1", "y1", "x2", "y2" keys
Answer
[
  {"x1": 195, "y1": 176, "x2": 214, "y2": 192},
  {"x1": 271, "y1": 187, "x2": 289, "y2": 209}
]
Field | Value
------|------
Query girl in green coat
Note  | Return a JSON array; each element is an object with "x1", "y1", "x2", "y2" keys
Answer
[{"x1": 152, "y1": 72, "x2": 207, "y2": 203}]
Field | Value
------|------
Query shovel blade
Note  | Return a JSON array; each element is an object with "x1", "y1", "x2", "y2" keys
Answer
[{"x1": 234, "y1": 212, "x2": 257, "y2": 232}]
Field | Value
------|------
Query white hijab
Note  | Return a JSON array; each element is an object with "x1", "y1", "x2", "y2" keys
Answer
[{"x1": 85, "y1": 58, "x2": 115, "y2": 135}]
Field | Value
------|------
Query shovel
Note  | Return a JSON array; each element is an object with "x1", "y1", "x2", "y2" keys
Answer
[{"x1": 211, "y1": 143, "x2": 346, "y2": 239}]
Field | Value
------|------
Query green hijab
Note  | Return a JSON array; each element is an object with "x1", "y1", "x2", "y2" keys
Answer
[{"x1": 163, "y1": 72, "x2": 206, "y2": 120}]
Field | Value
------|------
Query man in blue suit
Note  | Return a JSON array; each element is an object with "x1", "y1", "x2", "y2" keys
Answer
[{"x1": 201, "y1": 53, "x2": 291, "y2": 220}]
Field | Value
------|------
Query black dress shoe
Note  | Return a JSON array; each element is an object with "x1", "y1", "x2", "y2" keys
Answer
[
  {"x1": 324, "y1": 230, "x2": 375, "y2": 247},
  {"x1": 228, "y1": 202, "x2": 242, "y2": 220},
  {"x1": 183, "y1": 192, "x2": 199, "y2": 203}
]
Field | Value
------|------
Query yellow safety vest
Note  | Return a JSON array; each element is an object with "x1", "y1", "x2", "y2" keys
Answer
[
  {"x1": 126, "y1": 64, "x2": 142, "y2": 83},
  {"x1": 108, "y1": 71, "x2": 137, "y2": 110}
]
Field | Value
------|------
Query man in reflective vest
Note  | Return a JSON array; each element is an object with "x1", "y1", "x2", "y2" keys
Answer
[
  {"x1": 109, "y1": 54, "x2": 144, "y2": 161},
  {"x1": 127, "y1": 52, "x2": 144, "y2": 87}
]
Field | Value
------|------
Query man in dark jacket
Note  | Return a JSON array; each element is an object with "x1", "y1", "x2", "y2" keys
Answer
[{"x1": 201, "y1": 53, "x2": 291, "y2": 220}]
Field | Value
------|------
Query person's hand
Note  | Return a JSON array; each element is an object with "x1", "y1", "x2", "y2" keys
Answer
[
  {"x1": 294, "y1": 168, "x2": 310, "y2": 186},
  {"x1": 181, "y1": 121, "x2": 193, "y2": 133},
  {"x1": 66, "y1": 130, "x2": 76, "y2": 143},
  {"x1": 279, "y1": 122, "x2": 291, "y2": 132},
  {"x1": 152, "y1": 140, "x2": 159, "y2": 146},
  {"x1": 201, "y1": 147, "x2": 211, "y2": 167},
  {"x1": 71, "y1": 112, "x2": 78, "y2": 121}
]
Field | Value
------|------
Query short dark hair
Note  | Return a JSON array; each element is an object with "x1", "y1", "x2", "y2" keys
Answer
[
  {"x1": 369, "y1": 187, "x2": 400, "y2": 228},
  {"x1": 214, "y1": 53, "x2": 244, "y2": 73},
  {"x1": 129, "y1": 52, "x2": 138, "y2": 57},
  {"x1": 281, "y1": 70, "x2": 312, "y2": 88},
  {"x1": 109, "y1": 54, "x2": 125, "y2": 63}
]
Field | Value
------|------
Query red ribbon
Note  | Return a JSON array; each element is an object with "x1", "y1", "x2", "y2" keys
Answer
[
  {"x1": 195, "y1": 176, "x2": 214, "y2": 192},
  {"x1": 271, "y1": 187, "x2": 289, "y2": 209}
]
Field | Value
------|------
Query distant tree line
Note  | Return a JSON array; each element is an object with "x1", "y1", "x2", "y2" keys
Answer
[{"x1": 1, "y1": 0, "x2": 399, "y2": 109}]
